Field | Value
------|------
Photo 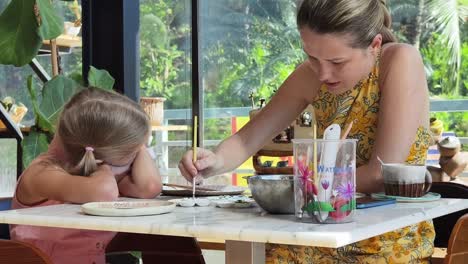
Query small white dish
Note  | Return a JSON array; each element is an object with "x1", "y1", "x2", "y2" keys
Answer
[
  {"x1": 194, "y1": 198, "x2": 211, "y2": 207},
  {"x1": 233, "y1": 201, "x2": 253, "y2": 208},
  {"x1": 215, "y1": 201, "x2": 235, "y2": 208},
  {"x1": 178, "y1": 198, "x2": 196, "y2": 207},
  {"x1": 213, "y1": 196, "x2": 254, "y2": 208},
  {"x1": 171, "y1": 198, "x2": 211, "y2": 207}
]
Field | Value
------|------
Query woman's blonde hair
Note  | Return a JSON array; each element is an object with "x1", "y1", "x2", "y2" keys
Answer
[
  {"x1": 57, "y1": 87, "x2": 150, "y2": 176},
  {"x1": 297, "y1": 0, "x2": 397, "y2": 48}
]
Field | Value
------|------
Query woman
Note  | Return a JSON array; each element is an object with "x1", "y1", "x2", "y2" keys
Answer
[{"x1": 179, "y1": 0, "x2": 434, "y2": 262}]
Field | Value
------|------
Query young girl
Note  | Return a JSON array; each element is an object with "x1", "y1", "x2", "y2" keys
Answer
[{"x1": 10, "y1": 87, "x2": 162, "y2": 264}]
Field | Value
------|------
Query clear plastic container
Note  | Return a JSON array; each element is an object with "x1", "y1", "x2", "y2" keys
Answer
[{"x1": 293, "y1": 139, "x2": 357, "y2": 224}]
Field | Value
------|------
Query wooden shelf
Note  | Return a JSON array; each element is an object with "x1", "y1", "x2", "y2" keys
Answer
[
  {"x1": 256, "y1": 149, "x2": 293, "y2": 157},
  {"x1": 151, "y1": 125, "x2": 188, "y2": 132},
  {"x1": 42, "y1": 35, "x2": 82, "y2": 48},
  {"x1": 0, "y1": 126, "x2": 31, "y2": 134}
]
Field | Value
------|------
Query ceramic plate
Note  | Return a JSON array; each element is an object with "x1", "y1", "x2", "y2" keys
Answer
[
  {"x1": 162, "y1": 185, "x2": 246, "y2": 196},
  {"x1": 81, "y1": 200, "x2": 176, "y2": 216},
  {"x1": 371, "y1": 192, "x2": 441, "y2": 203},
  {"x1": 209, "y1": 196, "x2": 255, "y2": 208}
]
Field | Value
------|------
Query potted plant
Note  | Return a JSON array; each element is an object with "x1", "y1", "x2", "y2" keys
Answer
[{"x1": 140, "y1": 97, "x2": 166, "y2": 126}]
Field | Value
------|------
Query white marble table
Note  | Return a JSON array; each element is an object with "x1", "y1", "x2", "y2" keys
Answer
[{"x1": 0, "y1": 198, "x2": 467, "y2": 264}]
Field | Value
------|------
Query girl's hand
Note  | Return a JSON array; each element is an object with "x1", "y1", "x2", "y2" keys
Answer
[
  {"x1": 117, "y1": 145, "x2": 162, "y2": 198},
  {"x1": 178, "y1": 148, "x2": 221, "y2": 183}
]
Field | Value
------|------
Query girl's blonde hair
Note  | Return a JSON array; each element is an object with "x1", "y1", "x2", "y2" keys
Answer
[
  {"x1": 297, "y1": 0, "x2": 397, "y2": 48},
  {"x1": 57, "y1": 87, "x2": 150, "y2": 176}
]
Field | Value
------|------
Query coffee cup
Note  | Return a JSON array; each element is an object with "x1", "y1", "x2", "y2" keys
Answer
[{"x1": 381, "y1": 163, "x2": 432, "y2": 197}]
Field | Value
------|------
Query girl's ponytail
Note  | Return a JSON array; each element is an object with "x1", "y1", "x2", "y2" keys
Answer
[{"x1": 76, "y1": 146, "x2": 98, "y2": 176}]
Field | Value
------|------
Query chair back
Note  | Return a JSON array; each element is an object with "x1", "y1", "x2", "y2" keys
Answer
[
  {"x1": 0, "y1": 198, "x2": 11, "y2": 239},
  {"x1": 445, "y1": 213, "x2": 468, "y2": 264},
  {"x1": 430, "y1": 182, "x2": 468, "y2": 248},
  {"x1": 0, "y1": 239, "x2": 53, "y2": 264}
]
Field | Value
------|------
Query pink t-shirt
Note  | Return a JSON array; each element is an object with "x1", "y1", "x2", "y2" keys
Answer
[
  {"x1": 9, "y1": 135, "x2": 130, "y2": 264},
  {"x1": 10, "y1": 194, "x2": 116, "y2": 264}
]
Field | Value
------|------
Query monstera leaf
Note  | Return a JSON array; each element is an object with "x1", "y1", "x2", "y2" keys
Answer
[
  {"x1": 88, "y1": 66, "x2": 115, "y2": 90},
  {"x1": 22, "y1": 130, "x2": 50, "y2": 169},
  {"x1": 38, "y1": 75, "x2": 82, "y2": 132},
  {"x1": 37, "y1": 0, "x2": 64, "y2": 40},
  {"x1": 0, "y1": 0, "x2": 42, "y2": 66}
]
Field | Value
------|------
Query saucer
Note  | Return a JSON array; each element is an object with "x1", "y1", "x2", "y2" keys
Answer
[{"x1": 371, "y1": 192, "x2": 441, "y2": 203}]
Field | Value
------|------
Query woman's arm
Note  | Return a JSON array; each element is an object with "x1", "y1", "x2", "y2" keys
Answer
[
  {"x1": 181, "y1": 61, "x2": 321, "y2": 178},
  {"x1": 356, "y1": 43, "x2": 430, "y2": 194},
  {"x1": 18, "y1": 160, "x2": 119, "y2": 205},
  {"x1": 117, "y1": 146, "x2": 162, "y2": 198}
]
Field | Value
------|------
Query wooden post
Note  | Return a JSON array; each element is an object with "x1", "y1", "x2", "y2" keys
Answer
[{"x1": 50, "y1": 40, "x2": 59, "y2": 77}]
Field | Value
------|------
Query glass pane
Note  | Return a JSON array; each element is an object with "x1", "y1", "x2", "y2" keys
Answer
[
  {"x1": 0, "y1": 0, "x2": 82, "y2": 125},
  {"x1": 0, "y1": 139, "x2": 16, "y2": 197},
  {"x1": 139, "y1": 0, "x2": 192, "y2": 183},
  {"x1": 388, "y1": 0, "x2": 468, "y2": 146},
  {"x1": 0, "y1": 1, "x2": 82, "y2": 182},
  {"x1": 389, "y1": 1, "x2": 467, "y2": 177},
  {"x1": 200, "y1": 0, "x2": 303, "y2": 185}
]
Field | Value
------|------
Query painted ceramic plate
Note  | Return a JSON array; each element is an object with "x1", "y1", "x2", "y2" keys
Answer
[
  {"x1": 371, "y1": 192, "x2": 441, "y2": 203},
  {"x1": 81, "y1": 200, "x2": 176, "y2": 216},
  {"x1": 162, "y1": 185, "x2": 246, "y2": 196},
  {"x1": 210, "y1": 196, "x2": 255, "y2": 208}
]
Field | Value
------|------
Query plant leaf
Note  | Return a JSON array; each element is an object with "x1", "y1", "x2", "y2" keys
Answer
[
  {"x1": 88, "y1": 66, "x2": 115, "y2": 90},
  {"x1": 22, "y1": 131, "x2": 49, "y2": 169},
  {"x1": 68, "y1": 71, "x2": 84, "y2": 86},
  {"x1": 427, "y1": 0, "x2": 466, "y2": 94},
  {"x1": 39, "y1": 75, "x2": 82, "y2": 132},
  {"x1": 339, "y1": 199, "x2": 356, "y2": 212},
  {"x1": 0, "y1": 0, "x2": 42, "y2": 66},
  {"x1": 27, "y1": 75, "x2": 54, "y2": 131},
  {"x1": 303, "y1": 201, "x2": 335, "y2": 213},
  {"x1": 36, "y1": 0, "x2": 64, "y2": 40}
]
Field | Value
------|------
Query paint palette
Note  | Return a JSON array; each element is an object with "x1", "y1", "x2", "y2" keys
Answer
[{"x1": 162, "y1": 185, "x2": 246, "y2": 196}]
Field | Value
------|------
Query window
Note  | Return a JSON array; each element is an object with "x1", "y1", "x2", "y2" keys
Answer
[
  {"x1": 388, "y1": 0, "x2": 468, "y2": 150},
  {"x1": 139, "y1": 0, "x2": 192, "y2": 183},
  {"x1": 143, "y1": 0, "x2": 467, "y2": 184},
  {"x1": 0, "y1": 0, "x2": 83, "y2": 194},
  {"x1": 200, "y1": 0, "x2": 304, "y2": 185}
]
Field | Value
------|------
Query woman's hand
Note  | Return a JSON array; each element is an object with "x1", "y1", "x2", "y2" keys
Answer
[{"x1": 178, "y1": 148, "x2": 222, "y2": 183}]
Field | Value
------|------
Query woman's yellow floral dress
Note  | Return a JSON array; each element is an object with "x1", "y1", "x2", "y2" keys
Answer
[{"x1": 266, "y1": 56, "x2": 435, "y2": 263}]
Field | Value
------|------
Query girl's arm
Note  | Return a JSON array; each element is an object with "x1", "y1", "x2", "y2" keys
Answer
[
  {"x1": 117, "y1": 146, "x2": 162, "y2": 198},
  {"x1": 17, "y1": 160, "x2": 119, "y2": 205},
  {"x1": 356, "y1": 43, "x2": 430, "y2": 194}
]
